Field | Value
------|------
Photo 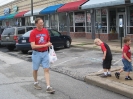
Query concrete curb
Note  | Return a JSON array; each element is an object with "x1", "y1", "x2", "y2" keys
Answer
[
  {"x1": 71, "y1": 45, "x2": 122, "y2": 53},
  {"x1": 85, "y1": 66, "x2": 133, "y2": 99},
  {"x1": 50, "y1": 66, "x2": 85, "y2": 81},
  {"x1": 50, "y1": 65, "x2": 133, "y2": 98},
  {"x1": 84, "y1": 66, "x2": 133, "y2": 98},
  {"x1": 85, "y1": 76, "x2": 133, "y2": 99}
]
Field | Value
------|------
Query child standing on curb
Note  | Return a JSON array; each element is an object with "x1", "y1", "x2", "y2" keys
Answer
[
  {"x1": 115, "y1": 36, "x2": 133, "y2": 80},
  {"x1": 94, "y1": 38, "x2": 112, "y2": 78}
]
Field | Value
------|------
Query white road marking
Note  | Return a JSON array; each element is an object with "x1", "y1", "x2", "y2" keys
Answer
[
  {"x1": 112, "y1": 59, "x2": 122, "y2": 65},
  {"x1": 53, "y1": 57, "x2": 79, "y2": 66},
  {"x1": 98, "y1": 69, "x2": 103, "y2": 72}
]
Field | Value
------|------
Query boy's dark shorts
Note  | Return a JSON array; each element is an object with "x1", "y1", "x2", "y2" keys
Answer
[{"x1": 103, "y1": 59, "x2": 112, "y2": 69}]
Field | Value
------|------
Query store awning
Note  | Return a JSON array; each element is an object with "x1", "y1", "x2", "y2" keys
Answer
[
  {"x1": 6, "y1": 13, "x2": 18, "y2": 19},
  {"x1": 40, "y1": 4, "x2": 64, "y2": 14},
  {"x1": 57, "y1": 0, "x2": 87, "y2": 12},
  {"x1": 15, "y1": 10, "x2": 29, "y2": 18},
  {"x1": 0, "y1": 15, "x2": 6, "y2": 20},
  {"x1": 81, "y1": 0, "x2": 128, "y2": 9},
  {"x1": 24, "y1": 8, "x2": 44, "y2": 16}
]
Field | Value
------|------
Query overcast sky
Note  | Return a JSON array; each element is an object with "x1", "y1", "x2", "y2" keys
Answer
[{"x1": 0, "y1": 0, "x2": 15, "y2": 6}]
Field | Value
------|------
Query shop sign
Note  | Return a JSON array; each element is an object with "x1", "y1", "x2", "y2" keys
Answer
[
  {"x1": 12, "y1": 5, "x2": 18, "y2": 13},
  {"x1": 4, "y1": 8, "x2": 10, "y2": 15},
  {"x1": 75, "y1": 14, "x2": 85, "y2": 23}
]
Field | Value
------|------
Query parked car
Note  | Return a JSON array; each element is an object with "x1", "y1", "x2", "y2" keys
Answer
[
  {"x1": 0, "y1": 27, "x2": 5, "y2": 46},
  {"x1": 16, "y1": 29, "x2": 72, "y2": 54},
  {"x1": 0, "y1": 26, "x2": 11, "y2": 46},
  {"x1": 1, "y1": 26, "x2": 35, "y2": 50}
]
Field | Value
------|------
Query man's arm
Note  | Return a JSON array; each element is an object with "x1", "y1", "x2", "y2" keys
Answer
[{"x1": 30, "y1": 42, "x2": 52, "y2": 49}]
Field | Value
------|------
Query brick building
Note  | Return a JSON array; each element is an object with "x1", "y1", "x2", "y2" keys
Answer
[{"x1": 0, "y1": 0, "x2": 133, "y2": 41}]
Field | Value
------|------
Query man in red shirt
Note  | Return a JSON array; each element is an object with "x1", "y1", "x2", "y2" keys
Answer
[
  {"x1": 115, "y1": 36, "x2": 132, "y2": 80},
  {"x1": 29, "y1": 18, "x2": 55, "y2": 93}
]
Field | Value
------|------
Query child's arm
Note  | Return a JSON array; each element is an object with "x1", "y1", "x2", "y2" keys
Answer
[
  {"x1": 103, "y1": 51, "x2": 106, "y2": 60},
  {"x1": 101, "y1": 43, "x2": 107, "y2": 60},
  {"x1": 123, "y1": 53, "x2": 131, "y2": 62}
]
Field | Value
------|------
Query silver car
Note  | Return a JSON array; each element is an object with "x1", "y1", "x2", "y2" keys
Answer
[{"x1": 1, "y1": 26, "x2": 35, "y2": 51}]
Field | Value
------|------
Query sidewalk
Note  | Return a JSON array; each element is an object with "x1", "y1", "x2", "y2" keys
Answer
[
  {"x1": 71, "y1": 38, "x2": 133, "y2": 53},
  {"x1": 71, "y1": 38, "x2": 133, "y2": 99}
]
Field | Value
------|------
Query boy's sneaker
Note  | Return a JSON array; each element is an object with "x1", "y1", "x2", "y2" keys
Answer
[
  {"x1": 46, "y1": 87, "x2": 55, "y2": 94},
  {"x1": 128, "y1": 76, "x2": 132, "y2": 80},
  {"x1": 107, "y1": 74, "x2": 112, "y2": 77},
  {"x1": 34, "y1": 83, "x2": 42, "y2": 90},
  {"x1": 115, "y1": 72, "x2": 120, "y2": 79},
  {"x1": 125, "y1": 76, "x2": 132, "y2": 80},
  {"x1": 100, "y1": 74, "x2": 107, "y2": 78}
]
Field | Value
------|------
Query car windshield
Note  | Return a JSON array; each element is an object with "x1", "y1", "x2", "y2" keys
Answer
[{"x1": 23, "y1": 30, "x2": 32, "y2": 37}]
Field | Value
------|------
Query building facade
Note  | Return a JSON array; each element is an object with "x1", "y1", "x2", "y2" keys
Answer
[{"x1": 0, "y1": 0, "x2": 133, "y2": 41}]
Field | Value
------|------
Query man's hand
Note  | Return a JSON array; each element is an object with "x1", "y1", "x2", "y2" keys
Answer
[
  {"x1": 46, "y1": 42, "x2": 52, "y2": 47},
  {"x1": 31, "y1": 42, "x2": 52, "y2": 49}
]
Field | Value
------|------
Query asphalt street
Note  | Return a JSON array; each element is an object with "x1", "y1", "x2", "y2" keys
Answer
[
  {"x1": 0, "y1": 50, "x2": 130, "y2": 99},
  {"x1": 0, "y1": 47, "x2": 123, "y2": 80}
]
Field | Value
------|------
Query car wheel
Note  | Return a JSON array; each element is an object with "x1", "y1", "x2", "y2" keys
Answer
[
  {"x1": 21, "y1": 50, "x2": 28, "y2": 54},
  {"x1": 7, "y1": 46, "x2": 15, "y2": 51},
  {"x1": 64, "y1": 40, "x2": 70, "y2": 48}
]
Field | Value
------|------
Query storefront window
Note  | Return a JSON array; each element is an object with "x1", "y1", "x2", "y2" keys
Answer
[
  {"x1": 44, "y1": 15, "x2": 49, "y2": 28},
  {"x1": 127, "y1": 6, "x2": 133, "y2": 34},
  {"x1": 14, "y1": 18, "x2": 21, "y2": 26},
  {"x1": 2, "y1": 20, "x2": 6, "y2": 26},
  {"x1": 95, "y1": 9, "x2": 101, "y2": 33},
  {"x1": 109, "y1": 8, "x2": 116, "y2": 33},
  {"x1": 74, "y1": 11, "x2": 85, "y2": 32},
  {"x1": 69, "y1": 12, "x2": 74, "y2": 32},
  {"x1": 5, "y1": 20, "x2": 9, "y2": 26},
  {"x1": 25, "y1": 17, "x2": 30, "y2": 26},
  {"x1": 86, "y1": 11, "x2": 91, "y2": 32},
  {"x1": 59, "y1": 13, "x2": 67, "y2": 32},
  {"x1": 101, "y1": 9, "x2": 107, "y2": 33},
  {"x1": 50, "y1": 14, "x2": 58, "y2": 30},
  {"x1": 96, "y1": 9, "x2": 101, "y2": 23},
  {"x1": 95, "y1": 9, "x2": 107, "y2": 33}
]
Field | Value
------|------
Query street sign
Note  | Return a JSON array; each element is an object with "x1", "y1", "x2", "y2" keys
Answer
[{"x1": 119, "y1": 18, "x2": 123, "y2": 27}]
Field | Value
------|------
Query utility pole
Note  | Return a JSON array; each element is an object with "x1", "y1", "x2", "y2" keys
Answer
[
  {"x1": 31, "y1": 0, "x2": 33, "y2": 25},
  {"x1": 31, "y1": 0, "x2": 33, "y2": 16}
]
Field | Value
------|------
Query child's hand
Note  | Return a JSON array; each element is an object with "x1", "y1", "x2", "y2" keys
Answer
[
  {"x1": 102, "y1": 57, "x2": 105, "y2": 60},
  {"x1": 128, "y1": 59, "x2": 132, "y2": 62}
]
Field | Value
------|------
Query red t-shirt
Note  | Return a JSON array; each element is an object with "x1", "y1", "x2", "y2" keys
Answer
[
  {"x1": 100, "y1": 43, "x2": 107, "y2": 52},
  {"x1": 122, "y1": 44, "x2": 131, "y2": 59},
  {"x1": 29, "y1": 28, "x2": 50, "y2": 51}
]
